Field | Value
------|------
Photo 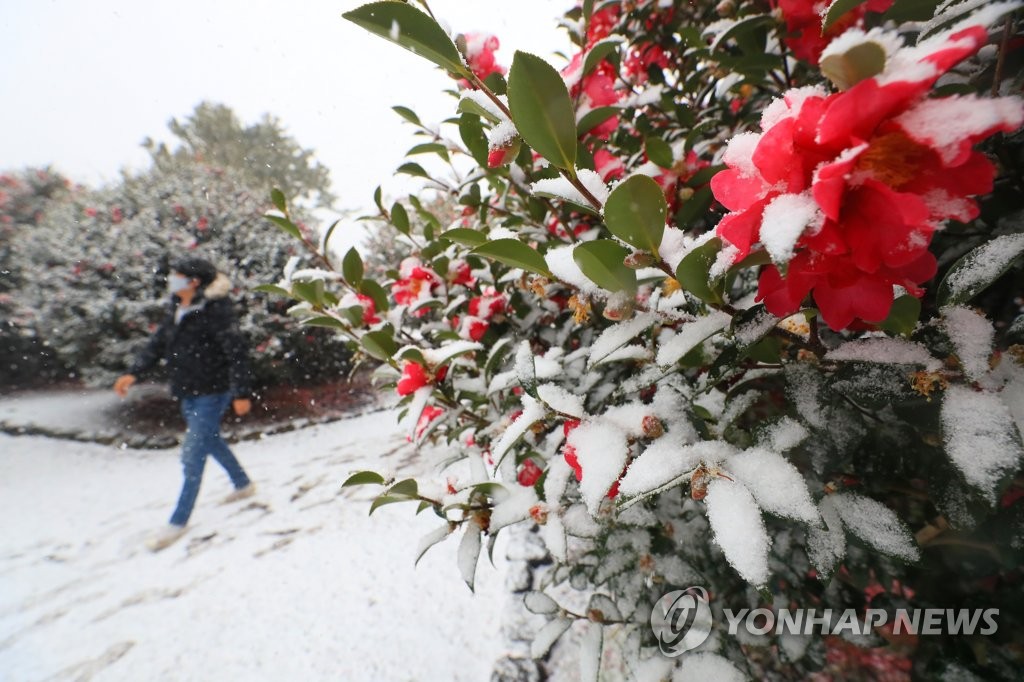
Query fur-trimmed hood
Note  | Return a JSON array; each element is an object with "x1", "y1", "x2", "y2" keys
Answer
[{"x1": 204, "y1": 273, "x2": 232, "y2": 300}]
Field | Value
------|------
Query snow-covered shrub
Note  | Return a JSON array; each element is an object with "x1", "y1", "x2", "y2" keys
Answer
[
  {"x1": 9, "y1": 159, "x2": 352, "y2": 388},
  {"x1": 269, "y1": 1, "x2": 1024, "y2": 678},
  {"x1": 0, "y1": 168, "x2": 73, "y2": 386}
]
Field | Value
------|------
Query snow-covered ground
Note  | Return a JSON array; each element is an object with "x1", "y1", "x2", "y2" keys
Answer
[{"x1": 0, "y1": 409, "x2": 511, "y2": 681}]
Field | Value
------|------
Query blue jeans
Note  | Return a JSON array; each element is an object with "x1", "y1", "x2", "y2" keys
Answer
[{"x1": 169, "y1": 392, "x2": 250, "y2": 526}]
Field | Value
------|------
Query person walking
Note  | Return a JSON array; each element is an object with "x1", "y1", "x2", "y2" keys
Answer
[{"x1": 115, "y1": 257, "x2": 256, "y2": 551}]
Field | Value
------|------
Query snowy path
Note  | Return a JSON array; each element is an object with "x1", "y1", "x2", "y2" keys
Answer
[{"x1": 0, "y1": 411, "x2": 509, "y2": 681}]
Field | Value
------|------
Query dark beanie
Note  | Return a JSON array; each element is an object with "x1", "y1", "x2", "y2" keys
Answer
[{"x1": 171, "y1": 257, "x2": 217, "y2": 286}]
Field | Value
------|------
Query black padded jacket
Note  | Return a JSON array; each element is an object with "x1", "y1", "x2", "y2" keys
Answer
[{"x1": 129, "y1": 276, "x2": 252, "y2": 399}]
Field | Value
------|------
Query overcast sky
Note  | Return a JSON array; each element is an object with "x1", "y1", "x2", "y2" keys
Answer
[{"x1": 2, "y1": 0, "x2": 572, "y2": 250}]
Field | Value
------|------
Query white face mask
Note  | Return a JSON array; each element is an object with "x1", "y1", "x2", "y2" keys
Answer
[{"x1": 167, "y1": 273, "x2": 193, "y2": 295}]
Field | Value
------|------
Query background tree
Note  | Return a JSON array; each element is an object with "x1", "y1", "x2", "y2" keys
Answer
[
  {"x1": 5, "y1": 104, "x2": 351, "y2": 390},
  {"x1": 144, "y1": 101, "x2": 336, "y2": 209}
]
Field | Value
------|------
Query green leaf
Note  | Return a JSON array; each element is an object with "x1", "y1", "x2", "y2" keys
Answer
[
  {"x1": 407, "y1": 142, "x2": 448, "y2": 157},
  {"x1": 710, "y1": 14, "x2": 773, "y2": 52},
  {"x1": 471, "y1": 239, "x2": 553, "y2": 277},
  {"x1": 573, "y1": 240, "x2": 638, "y2": 294},
  {"x1": 392, "y1": 105, "x2": 421, "y2": 126},
  {"x1": 342, "y1": 470, "x2": 386, "y2": 487},
  {"x1": 359, "y1": 279, "x2": 389, "y2": 312},
  {"x1": 369, "y1": 495, "x2": 418, "y2": 515},
  {"x1": 440, "y1": 228, "x2": 488, "y2": 247},
  {"x1": 270, "y1": 188, "x2": 287, "y2": 213},
  {"x1": 391, "y1": 201, "x2": 410, "y2": 235},
  {"x1": 686, "y1": 164, "x2": 726, "y2": 187},
  {"x1": 582, "y1": 37, "x2": 621, "y2": 75},
  {"x1": 291, "y1": 279, "x2": 326, "y2": 306},
  {"x1": 253, "y1": 284, "x2": 290, "y2": 297},
  {"x1": 507, "y1": 51, "x2": 578, "y2": 171},
  {"x1": 937, "y1": 234, "x2": 1024, "y2": 306},
  {"x1": 672, "y1": 186, "x2": 714, "y2": 229},
  {"x1": 389, "y1": 478, "x2": 419, "y2": 497},
  {"x1": 342, "y1": 2, "x2": 470, "y2": 78},
  {"x1": 603, "y1": 175, "x2": 666, "y2": 256},
  {"x1": 820, "y1": 41, "x2": 887, "y2": 91},
  {"x1": 823, "y1": 0, "x2": 868, "y2": 31},
  {"x1": 396, "y1": 162, "x2": 430, "y2": 179},
  {"x1": 265, "y1": 213, "x2": 302, "y2": 240},
  {"x1": 882, "y1": 0, "x2": 943, "y2": 23},
  {"x1": 644, "y1": 136, "x2": 674, "y2": 169},
  {"x1": 304, "y1": 315, "x2": 348, "y2": 330},
  {"x1": 343, "y1": 247, "x2": 364, "y2": 286},
  {"x1": 361, "y1": 330, "x2": 399, "y2": 360},
  {"x1": 676, "y1": 237, "x2": 724, "y2": 304},
  {"x1": 577, "y1": 106, "x2": 619, "y2": 136},
  {"x1": 458, "y1": 97, "x2": 502, "y2": 124},
  {"x1": 878, "y1": 294, "x2": 921, "y2": 337},
  {"x1": 459, "y1": 113, "x2": 489, "y2": 166},
  {"x1": 322, "y1": 220, "x2": 341, "y2": 262}
]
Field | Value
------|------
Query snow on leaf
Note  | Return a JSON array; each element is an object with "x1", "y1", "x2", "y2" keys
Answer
[
  {"x1": 673, "y1": 652, "x2": 746, "y2": 682},
  {"x1": 941, "y1": 306, "x2": 994, "y2": 382},
  {"x1": 589, "y1": 312, "x2": 658, "y2": 366},
  {"x1": 941, "y1": 385, "x2": 1024, "y2": 503},
  {"x1": 941, "y1": 233, "x2": 1024, "y2": 305},
  {"x1": 546, "y1": 245, "x2": 601, "y2": 294},
  {"x1": 726, "y1": 448, "x2": 818, "y2": 524},
  {"x1": 531, "y1": 169, "x2": 608, "y2": 208},
  {"x1": 618, "y1": 437, "x2": 733, "y2": 499},
  {"x1": 490, "y1": 484, "x2": 539, "y2": 532},
  {"x1": 807, "y1": 496, "x2": 846, "y2": 577},
  {"x1": 579, "y1": 621, "x2": 603, "y2": 682},
  {"x1": 826, "y1": 337, "x2": 940, "y2": 370},
  {"x1": 831, "y1": 493, "x2": 920, "y2": 562},
  {"x1": 524, "y1": 591, "x2": 560, "y2": 615},
  {"x1": 400, "y1": 386, "x2": 433, "y2": 440},
  {"x1": 594, "y1": 343, "x2": 653, "y2": 366},
  {"x1": 531, "y1": 617, "x2": 573, "y2": 659},
  {"x1": 656, "y1": 311, "x2": 732, "y2": 366},
  {"x1": 536, "y1": 383, "x2": 585, "y2": 418},
  {"x1": 415, "y1": 523, "x2": 453, "y2": 566},
  {"x1": 705, "y1": 478, "x2": 771, "y2": 585},
  {"x1": 457, "y1": 517, "x2": 483, "y2": 591},
  {"x1": 491, "y1": 395, "x2": 547, "y2": 464},
  {"x1": 420, "y1": 340, "x2": 484, "y2": 366},
  {"x1": 540, "y1": 512, "x2": 567, "y2": 561},
  {"x1": 568, "y1": 420, "x2": 631, "y2": 515},
  {"x1": 544, "y1": 455, "x2": 574, "y2": 506},
  {"x1": 760, "y1": 416, "x2": 810, "y2": 452}
]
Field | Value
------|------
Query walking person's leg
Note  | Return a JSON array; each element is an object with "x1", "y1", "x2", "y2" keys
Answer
[
  {"x1": 204, "y1": 392, "x2": 252, "y2": 495},
  {"x1": 168, "y1": 394, "x2": 225, "y2": 526}
]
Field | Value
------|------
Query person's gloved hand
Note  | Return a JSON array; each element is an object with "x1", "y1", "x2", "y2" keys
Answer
[{"x1": 114, "y1": 374, "x2": 136, "y2": 397}]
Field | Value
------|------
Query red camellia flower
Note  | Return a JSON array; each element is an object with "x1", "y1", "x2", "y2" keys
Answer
[
  {"x1": 391, "y1": 256, "x2": 440, "y2": 315},
  {"x1": 396, "y1": 360, "x2": 431, "y2": 396},
  {"x1": 624, "y1": 42, "x2": 670, "y2": 83},
  {"x1": 517, "y1": 459, "x2": 543, "y2": 487},
  {"x1": 562, "y1": 419, "x2": 583, "y2": 481},
  {"x1": 339, "y1": 292, "x2": 381, "y2": 325},
  {"x1": 775, "y1": 0, "x2": 894, "y2": 65},
  {"x1": 461, "y1": 33, "x2": 505, "y2": 83},
  {"x1": 594, "y1": 149, "x2": 626, "y2": 182},
  {"x1": 457, "y1": 315, "x2": 489, "y2": 342},
  {"x1": 413, "y1": 405, "x2": 444, "y2": 441},
  {"x1": 712, "y1": 17, "x2": 1024, "y2": 330},
  {"x1": 468, "y1": 287, "x2": 506, "y2": 319}
]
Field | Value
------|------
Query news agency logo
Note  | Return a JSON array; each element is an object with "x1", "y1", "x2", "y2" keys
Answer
[
  {"x1": 650, "y1": 586, "x2": 1000, "y2": 657},
  {"x1": 649, "y1": 587, "x2": 714, "y2": 657}
]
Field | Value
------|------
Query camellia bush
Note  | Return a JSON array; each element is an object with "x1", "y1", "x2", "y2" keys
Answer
[{"x1": 267, "y1": 0, "x2": 1024, "y2": 678}]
